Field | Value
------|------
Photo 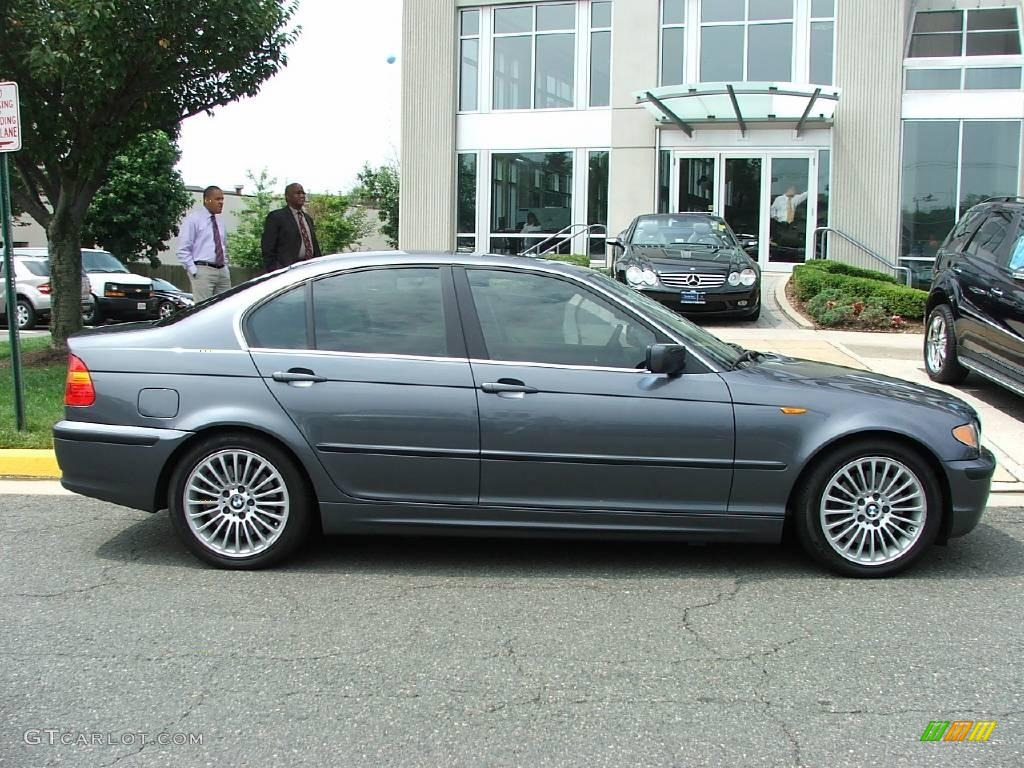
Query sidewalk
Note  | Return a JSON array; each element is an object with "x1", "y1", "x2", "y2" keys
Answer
[{"x1": 2, "y1": 274, "x2": 1022, "y2": 495}]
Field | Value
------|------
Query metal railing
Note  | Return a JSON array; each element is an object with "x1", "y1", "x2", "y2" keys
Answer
[
  {"x1": 812, "y1": 226, "x2": 913, "y2": 287},
  {"x1": 518, "y1": 223, "x2": 607, "y2": 258}
]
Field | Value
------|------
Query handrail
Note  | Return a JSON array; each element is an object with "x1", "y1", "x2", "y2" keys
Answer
[
  {"x1": 518, "y1": 223, "x2": 607, "y2": 258},
  {"x1": 812, "y1": 226, "x2": 913, "y2": 287}
]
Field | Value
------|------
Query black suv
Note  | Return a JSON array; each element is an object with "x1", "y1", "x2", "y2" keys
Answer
[{"x1": 924, "y1": 197, "x2": 1024, "y2": 397}]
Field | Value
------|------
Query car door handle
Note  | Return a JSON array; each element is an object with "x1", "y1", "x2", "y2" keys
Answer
[
  {"x1": 989, "y1": 287, "x2": 1004, "y2": 297},
  {"x1": 272, "y1": 369, "x2": 327, "y2": 385},
  {"x1": 480, "y1": 380, "x2": 538, "y2": 395}
]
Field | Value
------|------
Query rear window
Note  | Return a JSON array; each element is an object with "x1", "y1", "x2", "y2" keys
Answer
[{"x1": 19, "y1": 260, "x2": 50, "y2": 277}]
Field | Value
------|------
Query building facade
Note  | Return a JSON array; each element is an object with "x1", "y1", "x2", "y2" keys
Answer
[{"x1": 400, "y1": 0, "x2": 1024, "y2": 284}]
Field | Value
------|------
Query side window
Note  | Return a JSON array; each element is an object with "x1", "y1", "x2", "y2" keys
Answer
[
  {"x1": 246, "y1": 284, "x2": 309, "y2": 349},
  {"x1": 1003, "y1": 215, "x2": 1024, "y2": 271},
  {"x1": 965, "y1": 210, "x2": 1013, "y2": 263},
  {"x1": 944, "y1": 209, "x2": 983, "y2": 251},
  {"x1": 466, "y1": 269, "x2": 657, "y2": 368},
  {"x1": 313, "y1": 267, "x2": 448, "y2": 357}
]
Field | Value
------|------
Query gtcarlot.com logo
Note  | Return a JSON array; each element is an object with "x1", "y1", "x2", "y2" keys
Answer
[
  {"x1": 23, "y1": 729, "x2": 203, "y2": 747},
  {"x1": 920, "y1": 721, "x2": 997, "y2": 742}
]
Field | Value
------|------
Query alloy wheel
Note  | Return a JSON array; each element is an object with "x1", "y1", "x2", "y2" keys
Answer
[{"x1": 925, "y1": 312, "x2": 948, "y2": 373}]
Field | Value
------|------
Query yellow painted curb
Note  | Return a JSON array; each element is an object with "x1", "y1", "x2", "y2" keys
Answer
[{"x1": 0, "y1": 449, "x2": 61, "y2": 479}]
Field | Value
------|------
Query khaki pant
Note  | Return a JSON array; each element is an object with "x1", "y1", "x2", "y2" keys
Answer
[{"x1": 189, "y1": 265, "x2": 232, "y2": 304}]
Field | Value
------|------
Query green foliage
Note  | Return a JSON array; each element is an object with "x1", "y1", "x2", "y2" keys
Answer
[
  {"x1": 304, "y1": 193, "x2": 373, "y2": 256},
  {"x1": 793, "y1": 262, "x2": 927, "y2": 321},
  {"x1": 81, "y1": 131, "x2": 192, "y2": 267},
  {"x1": 0, "y1": 0, "x2": 299, "y2": 345},
  {"x1": 0, "y1": 338, "x2": 65, "y2": 448},
  {"x1": 799, "y1": 259, "x2": 900, "y2": 284},
  {"x1": 543, "y1": 253, "x2": 591, "y2": 267},
  {"x1": 226, "y1": 169, "x2": 282, "y2": 270},
  {"x1": 355, "y1": 163, "x2": 399, "y2": 248}
]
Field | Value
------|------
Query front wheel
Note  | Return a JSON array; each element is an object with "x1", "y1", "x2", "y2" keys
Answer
[
  {"x1": 168, "y1": 433, "x2": 312, "y2": 569},
  {"x1": 82, "y1": 295, "x2": 102, "y2": 326},
  {"x1": 924, "y1": 304, "x2": 968, "y2": 384},
  {"x1": 158, "y1": 300, "x2": 177, "y2": 319},
  {"x1": 794, "y1": 440, "x2": 941, "y2": 577}
]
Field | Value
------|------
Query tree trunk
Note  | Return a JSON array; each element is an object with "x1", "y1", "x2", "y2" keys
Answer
[{"x1": 47, "y1": 207, "x2": 85, "y2": 351}]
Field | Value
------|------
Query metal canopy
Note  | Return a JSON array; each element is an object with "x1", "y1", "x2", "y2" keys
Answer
[{"x1": 636, "y1": 82, "x2": 840, "y2": 135}]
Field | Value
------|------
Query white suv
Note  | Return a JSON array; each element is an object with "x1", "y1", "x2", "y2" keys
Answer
[{"x1": 0, "y1": 255, "x2": 92, "y2": 330}]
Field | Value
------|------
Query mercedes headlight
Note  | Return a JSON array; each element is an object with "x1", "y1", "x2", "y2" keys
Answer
[
  {"x1": 739, "y1": 268, "x2": 757, "y2": 286},
  {"x1": 626, "y1": 265, "x2": 659, "y2": 288},
  {"x1": 727, "y1": 272, "x2": 741, "y2": 286}
]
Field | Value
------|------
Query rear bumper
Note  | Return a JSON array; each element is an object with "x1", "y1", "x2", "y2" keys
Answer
[
  {"x1": 97, "y1": 296, "x2": 159, "y2": 320},
  {"x1": 54, "y1": 420, "x2": 191, "y2": 512},
  {"x1": 942, "y1": 446, "x2": 996, "y2": 539}
]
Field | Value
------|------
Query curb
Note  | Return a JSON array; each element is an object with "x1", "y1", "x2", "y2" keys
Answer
[
  {"x1": 0, "y1": 449, "x2": 60, "y2": 479},
  {"x1": 771, "y1": 273, "x2": 814, "y2": 328}
]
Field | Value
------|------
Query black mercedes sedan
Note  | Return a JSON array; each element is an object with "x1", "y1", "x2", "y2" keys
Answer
[
  {"x1": 54, "y1": 252, "x2": 993, "y2": 576},
  {"x1": 609, "y1": 213, "x2": 761, "y2": 320}
]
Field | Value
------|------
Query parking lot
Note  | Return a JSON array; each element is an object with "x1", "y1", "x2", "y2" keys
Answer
[{"x1": 0, "y1": 490, "x2": 1021, "y2": 767}]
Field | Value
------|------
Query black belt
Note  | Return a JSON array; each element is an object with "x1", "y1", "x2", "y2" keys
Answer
[{"x1": 194, "y1": 261, "x2": 224, "y2": 268}]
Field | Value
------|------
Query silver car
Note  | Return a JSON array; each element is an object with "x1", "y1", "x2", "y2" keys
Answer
[
  {"x1": 54, "y1": 252, "x2": 995, "y2": 576},
  {"x1": 0, "y1": 255, "x2": 92, "y2": 330}
]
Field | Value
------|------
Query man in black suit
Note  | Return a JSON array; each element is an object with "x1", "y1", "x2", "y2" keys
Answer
[{"x1": 261, "y1": 182, "x2": 323, "y2": 272}]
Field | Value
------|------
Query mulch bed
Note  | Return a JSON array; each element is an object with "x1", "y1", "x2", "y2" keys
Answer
[{"x1": 784, "y1": 282, "x2": 925, "y2": 334}]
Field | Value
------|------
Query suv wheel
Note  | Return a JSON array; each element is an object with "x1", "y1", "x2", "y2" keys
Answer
[
  {"x1": 82, "y1": 295, "x2": 102, "y2": 326},
  {"x1": 924, "y1": 304, "x2": 968, "y2": 384},
  {"x1": 16, "y1": 299, "x2": 36, "y2": 331}
]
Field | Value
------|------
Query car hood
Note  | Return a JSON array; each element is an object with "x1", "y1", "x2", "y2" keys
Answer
[
  {"x1": 626, "y1": 247, "x2": 753, "y2": 273},
  {"x1": 726, "y1": 354, "x2": 978, "y2": 422},
  {"x1": 87, "y1": 272, "x2": 152, "y2": 285}
]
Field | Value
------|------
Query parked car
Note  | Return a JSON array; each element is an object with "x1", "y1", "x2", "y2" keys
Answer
[
  {"x1": 151, "y1": 277, "x2": 194, "y2": 318},
  {"x1": 55, "y1": 252, "x2": 993, "y2": 576},
  {"x1": 924, "y1": 197, "x2": 1024, "y2": 397},
  {"x1": 14, "y1": 247, "x2": 158, "y2": 325},
  {"x1": 0, "y1": 254, "x2": 92, "y2": 330},
  {"x1": 607, "y1": 213, "x2": 761, "y2": 320}
]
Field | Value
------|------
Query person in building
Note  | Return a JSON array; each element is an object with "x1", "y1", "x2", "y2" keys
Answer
[{"x1": 261, "y1": 182, "x2": 323, "y2": 273}]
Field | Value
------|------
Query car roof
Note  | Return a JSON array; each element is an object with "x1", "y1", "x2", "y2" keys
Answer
[
  {"x1": 635, "y1": 213, "x2": 727, "y2": 223},
  {"x1": 283, "y1": 250, "x2": 594, "y2": 277}
]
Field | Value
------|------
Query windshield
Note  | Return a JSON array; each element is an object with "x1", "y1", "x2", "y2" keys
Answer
[
  {"x1": 82, "y1": 250, "x2": 129, "y2": 273},
  {"x1": 589, "y1": 271, "x2": 744, "y2": 369},
  {"x1": 630, "y1": 216, "x2": 739, "y2": 254},
  {"x1": 152, "y1": 278, "x2": 177, "y2": 291}
]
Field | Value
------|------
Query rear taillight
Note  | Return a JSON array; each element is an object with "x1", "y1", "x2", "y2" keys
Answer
[
  {"x1": 38, "y1": 283, "x2": 51, "y2": 295},
  {"x1": 65, "y1": 354, "x2": 95, "y2": 407}
]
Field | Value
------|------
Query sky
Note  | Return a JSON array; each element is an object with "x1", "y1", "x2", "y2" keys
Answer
[{"x1": 176, "y1": 0, "x2": 402, "y2": 196}]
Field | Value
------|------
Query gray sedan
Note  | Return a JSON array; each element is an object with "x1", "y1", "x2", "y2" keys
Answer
[{"x1": 54, "y1": 252, "x2": 995, "y2": 576}]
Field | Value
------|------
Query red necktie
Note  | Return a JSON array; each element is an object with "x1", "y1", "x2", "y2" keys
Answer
[
  {"x1": 296, "y1": 210, "x2": 313, "y2": 260},
  {"x1": 211, "y1": 214, "x2": 225, "y2": 267}
]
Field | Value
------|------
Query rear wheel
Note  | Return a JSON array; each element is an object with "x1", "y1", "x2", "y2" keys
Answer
[
  {"x1": 15, "y1": 299, "x2": 36, "y2": 331},
  {"x1": 794, "y1": 440, "x2": 941, "y2": 577},
  {"x1": 924, "y1": 304, "x2": 967, "y2": 384},
  {"x1": 82, "y1": 295, "x2": 102, "y2": 326},
  {"x1": 168, "y1": 433, "x2": 312, "y2": 569}
]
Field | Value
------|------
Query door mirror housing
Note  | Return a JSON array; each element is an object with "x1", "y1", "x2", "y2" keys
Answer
[
  {"x1": 606, "y1": 236, "x2": 624, "y2": 249},
  {"x1": 645, "y1": 344, "x2": 687, "y2": 377}
]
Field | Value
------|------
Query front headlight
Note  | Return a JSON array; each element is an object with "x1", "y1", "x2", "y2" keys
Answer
[
  {"x1": 727, "y1": 271, "x2": 741, "y2": 286},
  {"x1": 952, "y1": 422, "x2": 979, "y2": 450},
  {"x1": 739, "y1": 268, "x2": 757, "y2": 286},
  {"x1": 626, "y1": 265, "x2": 659, "y2": 288}
]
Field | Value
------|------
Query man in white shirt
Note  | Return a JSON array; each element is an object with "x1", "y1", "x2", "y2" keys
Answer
[
  {"x1": 177, "y1": 186, "x2": 231, "y2": 303},
  {"x1": 770, "y1": 186, "x2": 809, "y2": 224}
]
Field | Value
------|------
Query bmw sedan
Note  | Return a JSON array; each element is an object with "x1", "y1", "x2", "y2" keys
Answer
[
  {"x1": 609, "y1": 213, "x2": 761, "y2": 320},
  {"x1": 54, "y1": 252, "x2": 994, "y2": 576}
]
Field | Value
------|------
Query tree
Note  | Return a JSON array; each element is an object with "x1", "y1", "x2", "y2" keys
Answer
[
  {"x1": 355, "y1": 163, "x2": 400, "y2": 248},
  {"x1": 226, "y1": 169, "x2": 281, "y2": 270},
  {"x1": 0, "y1": 0, "x2": 298, "y2": 347},
  {"x1": 81, "y1": 131, "x2": 192, "y2": 267},
  {"x1": 304, "y1": 193, "x2": 372, "y2": 255}
]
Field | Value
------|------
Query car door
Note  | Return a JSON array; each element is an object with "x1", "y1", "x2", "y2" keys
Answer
[
  {"x1": 953, "y1": 208, "x2": 1014, "y2": 362},
  {"x1": 454, "y1": 265, "x2": 735, "y2": 514},
  {"x1": 247, "y1": 265, "x2": 480, "y2": 504},
  {"x1": 985, "y1": 215, "x2": 1024, "y2": 381}
]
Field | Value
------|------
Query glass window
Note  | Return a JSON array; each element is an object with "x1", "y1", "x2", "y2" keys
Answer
[
  {"x1": 968, "y1": 8, "x2": 1018, "y2": 31},
  {"x1": 810, "y1": 21, "x2": 834, "y2": 85},
  {"x1": 701, "y1": 26, "x2": 744, "y2": 81},
  {"x1": 590, "y1": 30, "x2": 611, "y2": 106},
  {"x1": 944, "y1": 208, "x2": 985, "y2": 251},
  {"x1": 965, "y1": 67, "x2": 1022, "y2": 89},
  {"x1": 536, "y1": 33, "x2": 575, "y2": 108},
  {"x1": 905, "y1": 68, "x2": 962, "y2": 89},
  {"x1": 537, "y1": 3, "x2": 574, "y2": 32},
  {"x1": 658, "y1": 150, "x2": 671, "y2": 214},
  {"x1": 592, "y1": 1, "x2": 612, "y2": 28},
  {"x1": 247, "y1": 285, "x2": 308, "y2": 349},
  {"x1": 494, "y1": 6, "x2": 532, "y2": 34},
  {"x1": 460, "y1": 38, "x2": 479, "y2": 111},
  {"x1": 661, "y1": 26, "x2": 685, "y2": 86},
  {"x1": 663, "y1": 0, "x2": 684, "y2": 25},
  {"x1": 703, "y1": 0, "x2": 744, "y2": 23},
  {"x1": 909, "y1": 8, "x2": 1022, "y2": 57},
  {"x1": 466, "y1": 269, "x2": 657, "y2": 368},
  {"x1": 749, "y1": 0, "x2": 793, "y2": 22},
  {"x1": 901, "y1": 121, "x2": 959, "y2": 259},
  {"x1": 313, "y1": 268, "x2": 448, "y2": 357},
  {"x1": 1007, "y1": 221, "x2": 1024, "y2": 270},
  {"x1": 816, "y1": 149, "x2": 830, "y2": 256},
  {"x1": 965, "y1": 210, "x2": 1013, "y2": 263},
  {"x1": 811, "y1": 0, "x2": 834, "y2": 17},
  {"x1": 490, "y1": 152, "x2": 573, "y2": 254},
  {"x1": 493, "y1": 36, "x2": 532, "y2": 109},
  {"x1": 748, "y1": 23, "x2": 793, "y2": 81},
  {"x1": 461, "y1": 9, "x2": 479, "y2": 36},
  {"x1": 457, "y1": 153, "x2": 477, "y2": 235},
  {"x1": 588, "y1": 150, "x2": 609, "y2": 256},
  {"x1": 966, "y1": 30, "x2": 1021, "y2": 56},
  {"x1": 960, "y1": 121, "x2": 1021, "y2": 212}
]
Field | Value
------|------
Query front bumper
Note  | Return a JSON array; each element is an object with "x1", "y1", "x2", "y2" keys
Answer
[
  {"x1": 942, "y1": 446, "x2": 996, "y2": 539},
  {"x1": 637, "y1": 285, "x2": 761, "y2": 316},
  {"x1": 54, "y1": 420, "x2": 192, "y2": 512},
  {"x1": 97, "y1": 295, "x2": 159, "y2": 320}
]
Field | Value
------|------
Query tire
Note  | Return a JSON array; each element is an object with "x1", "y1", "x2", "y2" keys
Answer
[
  {"x1": 158, "y1": 300, "x2": 177, "y2": 319},
  {"x1": 794, "y1": 439, "x2": 942, "y2": 578},
  {"x1": 82, "y1": 295, "x2": 102, "y2": 326},
  {"x1": 15, "y1": 298, "x2": 36, "y2": 331},
  {"x1": 924, "y1": 304, "x2": 968, "y2": 384},
  {"x1": 168, "y1": 433, "x2": 313, "y2": 569}
]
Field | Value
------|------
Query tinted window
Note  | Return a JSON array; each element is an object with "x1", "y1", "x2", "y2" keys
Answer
[
  {"x1": 247, "y1": 285, "x2": 309, "y2": 349},
  {"x1": 313, "y1": 268, "x2": 448, "y2": 357},
  {"x1": 965, "y1": 211, "x2": 1013, "y2": 262},
  {"x1": 467, "y1": 269, "x2": 657, "y2": 368},
  {"x1": 944, "y1": 209, "x2": 984, "y2": 251},
  {"x1": 19, "y1": 260, "x2": 49, "y2": 277}
]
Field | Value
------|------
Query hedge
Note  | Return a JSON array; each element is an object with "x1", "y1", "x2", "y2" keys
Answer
[
  {"x1": 542, "y1": 253, "x2": 592, "y2": 267},
  {"x1": 792, "y1": 262, "x2": 927, "y2": 320},
  {"x1": 798, "y1": 258, "x2": 900, "y2": 284}
]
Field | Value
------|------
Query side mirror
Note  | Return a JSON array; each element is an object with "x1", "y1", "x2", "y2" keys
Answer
[
  {"x1": 606, "y1": 236, "x2": 624, "y2": 248},
  {"x1": 645, "y1": 344, "x2": 687, "y2": 377}
]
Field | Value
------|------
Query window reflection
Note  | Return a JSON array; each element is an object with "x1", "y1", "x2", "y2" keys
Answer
[{"x1": 490, "y1": 152, "x2": 573, "y2": 255}]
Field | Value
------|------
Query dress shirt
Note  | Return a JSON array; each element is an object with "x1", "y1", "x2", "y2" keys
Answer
[
  {"x1": 178, "y1": 208, "x2": 229, "y2": 274},
  {"x1": 769, "y1": 191, "x2": 809, "y2": 223}
]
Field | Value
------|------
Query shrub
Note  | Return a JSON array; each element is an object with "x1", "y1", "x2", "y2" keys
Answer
[
  {"x1": 806, "y1": 287, "x2": 856, "y2": 317},
  {"x1": 793, "y1": 262, "x2": 927, "y2": 320},
  {"x1": 542, "y1": 253, "x2": 591, "y2": 267},
  {"x1": 799, "y1": 259, "x2": 899, "y2": 284},
  {"x1": 816, "y1": 303, "x2": 856, "y2": 327}
]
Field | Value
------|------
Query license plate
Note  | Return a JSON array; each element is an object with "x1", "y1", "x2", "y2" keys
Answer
[
  {"x1": 137, "y1": 302, "x2": 147, "y2": 310},
  {"x1": 680, "y1": 290, "x2": 706, "y2": 305}
]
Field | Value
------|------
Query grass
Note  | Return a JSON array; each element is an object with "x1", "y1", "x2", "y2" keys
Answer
[{"x1": 0, "y1": 337, "x2": 67, "y2": 448}]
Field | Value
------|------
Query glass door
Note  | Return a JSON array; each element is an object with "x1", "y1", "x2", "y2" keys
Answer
[
  {"x1": 722, "y1": 157, "x2": 763, "y2": 261},
  {"x1": 677, "y1": 157, "x2": 716, "y2": 213},
  {"x1": 767, "y1": 156, "x2": 813, "y2": 266}
]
